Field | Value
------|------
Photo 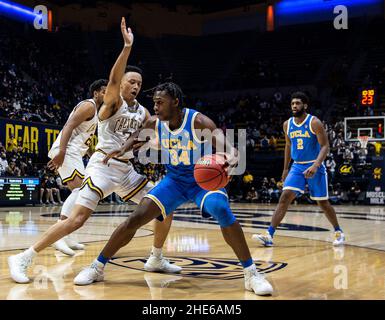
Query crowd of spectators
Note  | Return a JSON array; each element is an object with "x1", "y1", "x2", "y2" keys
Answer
[{"x1": 1, "y1": 19, "x2": 384, "y2": 206}]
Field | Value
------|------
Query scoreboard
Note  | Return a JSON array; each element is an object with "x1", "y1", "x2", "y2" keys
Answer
[
  {"x1": 0, "y1": 177, "x2": 39, "y2": 206},
  {"x1": 360, "y1": 88, "x2": 376, "y2": 107}
]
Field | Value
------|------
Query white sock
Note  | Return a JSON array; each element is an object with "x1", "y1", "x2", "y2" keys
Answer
[
  {"x1": 23, "y1": 246, "x2": 37, "y2": 259},
  {"x1": 244, "y1": 263, "x2": 256, "y2": 274},
  {"x1": 93, "y1": 259, "x2": 105, "y2": 270},
  {"x1": 151, "y1": 246, "x2": 163, "y2": 258},
  {"x1": 60, "y1": 188, "x2": 80, "y2": 218}
]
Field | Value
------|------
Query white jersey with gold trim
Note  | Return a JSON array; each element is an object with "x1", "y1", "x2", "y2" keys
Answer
[
  {"x1": 95, "y1": 99, "x2": 146, "y2": 160},
  {"x1": 49, "y1": 99, "x2": 97, "y2": 158}
]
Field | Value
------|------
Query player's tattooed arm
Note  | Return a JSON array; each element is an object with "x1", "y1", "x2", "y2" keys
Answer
[
  {"x1": 193, "y1": 113, "x2": 239, "y2": 174},
  {"x1": 102, "y1": 115, "x2": 157, "y2": 164},
  {"x1": 99, "y1": 17, "x2": 134, "y2": 121},
  {"x1": 303, "y1": 117, "x2": 329, "y2": 179},
  {"x1": 282, "y1": 120, "x2": 292, "y2": 182},
  {"x1": 47, "y1": 101, "x2": 96, "y2": 170}
]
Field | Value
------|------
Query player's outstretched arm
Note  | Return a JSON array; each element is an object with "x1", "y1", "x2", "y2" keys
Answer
[
  {"x1": 102, "y1": 115, "x2": 157, "y2": 163},
  {"x1": 193, "y1": 113, "x2": 239, "y2": 173},
  {"x1": 99, "y1": 17, "x2": 134, "y2": 121},
  {"x1": 47, "y1": 101, "x2": 95, "y2": 170},
  {"x1": 303, "y1": 117, "x2": 329, "y2": 178},
  {"x1": 282, "y1": 120, "x2": 292, "y2": 182}
]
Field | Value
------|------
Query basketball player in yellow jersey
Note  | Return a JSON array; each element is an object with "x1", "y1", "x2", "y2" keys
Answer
[
  {"x1": 47, "y1": 79, "x2": 107, "y2": 256},
  {"x1": 8, "y1": 18, "x2": 179, "y2": 284}
]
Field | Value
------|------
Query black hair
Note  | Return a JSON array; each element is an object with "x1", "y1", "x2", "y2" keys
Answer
[
  {"x1": 125, "y1": 65, "x2": 143, "y2": 75},
  {"x1": 154, "y1": 82, "x2": 184, "y2": 106},
  {"x1": 291, "y1": 91, "x2": 309, "y2": 105},
  {"x1": 88, "y1": 79, "x2": 108, "y2": 98}
]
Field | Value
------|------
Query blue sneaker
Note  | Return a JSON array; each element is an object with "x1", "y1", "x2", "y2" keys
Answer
[{"x1": 252, "y1": 232, "x2": 274, "y2": 247}]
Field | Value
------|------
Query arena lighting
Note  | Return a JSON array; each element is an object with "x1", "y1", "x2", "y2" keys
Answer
[
  {"x1": 0, "y1": 0, "x2": 53, "y2": 31},
  {"x1": 276, "y1": 0, "x2": 382, "y2": 15},
  {"x1": 0, "y1": 0, "x2": 47, "y2": 27},
  {"x1": 0, "y1": 0, "x2": 37, "y2": 18}
]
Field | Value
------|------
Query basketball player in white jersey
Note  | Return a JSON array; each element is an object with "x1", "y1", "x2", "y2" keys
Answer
[
  {"x1": 47, "y1": 79, "x2": 107, "y2": 256},
  {"x1": 8, "y1": 18, "x2": 179, "y2": 284}
]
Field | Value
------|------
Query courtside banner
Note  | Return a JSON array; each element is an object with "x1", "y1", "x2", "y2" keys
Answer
[{"x1": 0, "y1": 117, "x2": 61, "y2": 155}]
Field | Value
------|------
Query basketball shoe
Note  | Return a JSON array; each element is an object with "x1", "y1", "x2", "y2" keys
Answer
[
  {"x1": 252, "y1": 232, "x2": 274, "y2": 247},
  {"x1": 53, "y1": 236, "x2": 85, "y2": 256},
  {"x1": 74, "y1": 261, "x2": 104, "y2": 285},
  {"x1": 144, "y1": 255, "x2": 182, "y2": 273},
  {"x1": 8, "y1": 253, "x2": 33, "y2": 283},
  {"x1": 333, "y1": 231, "x2": 345, "y2": 246},
  {"x1": 244, "y1": 264, "x2": 273, "y2": 296}
]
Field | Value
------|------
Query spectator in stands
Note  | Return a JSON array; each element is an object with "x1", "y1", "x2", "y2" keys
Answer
[
  {"x1": 343, "y1": 147, "x2": 354, "y2": 163},
  {"x1": 6, "y1": 134, "x2": 18, "y2": 152},
  {"x1": 325, "y1": 155, "x2": 336, "y2": 182},
  {"x1": 269, "y1": 178, "x2": 280, "y2": 202},
  {"x1": 373, "y1": 141, "x2": 382, "y2": 157},
  {"x1": 242, "y1": 171, "x2": 254, "y2": 198},
  {"x1": 260, "y1": 136, "x2": 270, "y2": 151},
  {"x1": 259, "y1": 177, "x2": 271, "y2": 203},
  {"x1": 246, "y1": 187, "x2": 258, "y2": 203},
  {"x1": 348, "y1": 181, "x2": 362, "y2": 205},
  {"x1": 269, "y1": 135, "x2": 277, "y2": 150},
  {"x1": 0, "y1": 152, "x2": 8, "y2": 176},
  {"x1": 329, "y1": 184, "x2": 342, "y2": 205},
  {"x1": 6, "y1": 161, "x2": 21, "y2": 176},
  {"x1": 46, "y1": 175, "x2": 62, "y2": 205},
  {"x1": 357, "y1": 148, "x2": 368, "y2": 166},
  {"x1": 55, "y1": 172, "x2": 70, "y2": 201}
]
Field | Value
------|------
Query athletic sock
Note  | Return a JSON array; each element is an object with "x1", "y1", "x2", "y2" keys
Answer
[
  {"x1": 240, "y1": 258, "x2": 254, "y2": 269},
  {"x1": 267, "y1": 225, "x2": 276, "y2": 237},
  {"x1": 23, "y1": 246, "x2": 37, "y2": 259},
  {"x1": 334, "y1": 226, "x2": 343, "y2": 232},
  {"x1": 96, "y1": 254, "x2": 109, "y2": 266},
  {"x1": 151, "y1": 246, "x2": 163, "y2": 258}
]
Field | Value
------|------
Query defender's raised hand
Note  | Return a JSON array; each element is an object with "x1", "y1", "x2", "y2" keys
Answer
[{"x1": 121, "y1": 17, "x2": 134, "y2": 48}]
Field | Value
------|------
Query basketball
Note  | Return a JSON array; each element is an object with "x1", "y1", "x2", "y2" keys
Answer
[{"x1": 194, "y1": 154, "x2": 230, "y2": 190}]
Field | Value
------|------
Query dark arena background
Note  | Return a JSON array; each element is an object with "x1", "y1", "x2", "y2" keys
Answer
[{"x1": 0, "y1": 0, "x2": 385, "y2": 307}]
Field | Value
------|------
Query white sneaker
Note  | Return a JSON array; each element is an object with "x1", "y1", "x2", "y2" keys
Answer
[
  {"x1": 53, "y1": 238, "x2": 75, "y2": 256},
  {"x1": 65, "y1": 237, "x2": 85, "y2": 250},
  {"x1": 74, "y1": 262, "x2": 104, "y2": 286},
  {"x1": 244, "y1": 264, "x2": 273, "y2": 296},
  {"x1": 144, "y1": 255, "x2": 182, "y2": 273},
  {"x1": 333, "y1": 231, "x2": 345, "y2": 246},
  {"x1": 252, "y1": 232, "x2": 274, "y2": 247},
  {"x1": 8, "y1": 254, "x2": 33, "y2": 284}
]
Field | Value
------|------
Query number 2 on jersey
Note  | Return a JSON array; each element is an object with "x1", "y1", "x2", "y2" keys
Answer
[{"x1": 297, "y1": 138, "x2": 304, "y2": 150}]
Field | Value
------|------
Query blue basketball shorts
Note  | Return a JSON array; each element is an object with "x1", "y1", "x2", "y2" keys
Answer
[
  {"x1": 283, "y1": 162, "x2": 328, "y2": 200},
  {"x1": 144, "y1": 175, "x2": 229, "y2": 221}
]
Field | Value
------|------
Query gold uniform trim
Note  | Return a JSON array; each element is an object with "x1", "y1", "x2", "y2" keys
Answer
[
  {"x1": 95, "y1": 149, "x2": 130, "y2": 164},
  {"x1": 122, "y1": 178, "x2": 149, "y2": 202},
  {"x1": 62, "y1": 169, "x2": 85, "y2": 183},
  {"x1": 144, "y1": 194, "x2": 167, "y2": 219},
  {"x1": 80, "y1": 177, "x2": 104, "y2": 199}
]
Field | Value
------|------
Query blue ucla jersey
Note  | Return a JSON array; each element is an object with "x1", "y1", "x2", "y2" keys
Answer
[
  {"x1": 157, "y1": 108, "x2": 212, "y2": 184},
  {"x1": 287, "y1": 114, "x2": 320, "y2": 162}
]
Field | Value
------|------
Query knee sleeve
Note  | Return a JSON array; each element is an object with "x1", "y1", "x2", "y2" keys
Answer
[
  {"x1": 75, "y1": 186, "x2": 102, "y2": 211},
  {"x1": 202, "y1": 193, "x2": 236, "y2": 228},
  {"x1": 60, "y1": 188, "x2": 80, "y2": 218}
]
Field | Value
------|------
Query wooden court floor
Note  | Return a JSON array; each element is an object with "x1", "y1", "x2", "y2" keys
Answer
[{"x1": 0, "y1": 203, "x2": 384, "y2": 300}]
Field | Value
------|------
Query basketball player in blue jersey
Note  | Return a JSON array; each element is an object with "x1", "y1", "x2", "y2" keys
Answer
[
  {"x1": 74, "y1": 82, "x2": 273, "y2": 296},
  {"x1": 253, "y1": 92, "x2": 345, "y2": 247}
]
